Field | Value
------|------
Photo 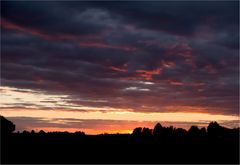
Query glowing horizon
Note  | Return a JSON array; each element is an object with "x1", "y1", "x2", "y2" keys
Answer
[{"x1": 1, "y1": 109, "x2": 239, "y2": 134}]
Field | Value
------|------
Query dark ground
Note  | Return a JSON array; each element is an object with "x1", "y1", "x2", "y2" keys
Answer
[{"x1": 2, "y1": 130, "x2": 239, "y2": 164}]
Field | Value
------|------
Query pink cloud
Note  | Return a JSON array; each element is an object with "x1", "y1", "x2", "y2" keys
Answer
[
  {"x1": 168, "y1": 80, "x2": 205, "y2": 87},
  {"x1": 1, "y1": 18, "x2": 85, "y2": 41},
  {"x1": 136, "y1": 68, "x2": 162, "y2": 81},
  {"x1": 79, "y1": 41, "x2": 137, "y2": 52},
  {"x1": 109, "y1": 66, "x2": 128, "y2": 72},
  {"x1": 204, "y1": 64, "x2": 218, "y2": 74}
]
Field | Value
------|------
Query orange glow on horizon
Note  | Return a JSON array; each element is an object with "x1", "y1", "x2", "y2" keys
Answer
[
  {"x1": 1, "y1": 109, "x2": 238, "y2": 134},
  {"x1": 25, "y1": 127, "x2": 133, "y2": 135},
  {"x1": 0, "y1": 108, "x2": 238, "y2": 122}
]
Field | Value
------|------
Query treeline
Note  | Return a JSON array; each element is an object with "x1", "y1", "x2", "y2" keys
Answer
[
  {"x1": 1, "y1": 115, "x2": 239, "y2": 164},
  {"x1": 1, "y1": 115, "x2": 238, "y2": 139},
  {"x1": 131, "y1": 122, "x2": 239, "y2": 140}
]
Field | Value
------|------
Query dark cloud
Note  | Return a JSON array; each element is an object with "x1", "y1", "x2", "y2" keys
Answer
[
  {"x1": 1, "y1": 1, "x2": 117, "y2": 39},
  {"x1": 1, "y1": 1, "x2": 239, "y2": 115}
]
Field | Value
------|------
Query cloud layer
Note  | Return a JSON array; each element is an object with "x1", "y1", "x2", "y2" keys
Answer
[{"x1": 1, "y1": 1, "x2": 239, "y2": 117}]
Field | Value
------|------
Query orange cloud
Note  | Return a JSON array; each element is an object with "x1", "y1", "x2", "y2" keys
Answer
[{"x1": 136, "y1": 68, "x2": 161, "y2": 80}]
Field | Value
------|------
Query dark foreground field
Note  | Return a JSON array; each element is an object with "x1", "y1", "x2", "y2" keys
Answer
[
  {"x1": 2, "y1": 132, "x2": 239, "y2": 164},
  {"x1": 1, "y1": 116, "x2": 239, "y2": 164}
]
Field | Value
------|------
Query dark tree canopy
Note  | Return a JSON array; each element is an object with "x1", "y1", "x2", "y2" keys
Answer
[
  {"x1": 207, "y1": 121, "x2": 224, "y2": 137},
  {"x1": 142, "y1": 127, "x2": 152, "y2": 136},
  {"x1": 132, "y1": 127, "x2": 142, "y2": 136},
  {"x1": 0, "y1": 116, "x2": 15, "y2": 135},
  {"x1": 39, "y1": 130, "x2": 46, "y2": 134},
  {"x1": 188, "y1": 125, "x2": 200, "y2": 137},
  {"x1": 153, "y1": 123, "x2": 162, "y2": 136}
]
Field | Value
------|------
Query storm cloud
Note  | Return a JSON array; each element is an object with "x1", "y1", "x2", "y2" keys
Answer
[{"x1": 1, "y1": 1, "x2": 239, "y2": 116}]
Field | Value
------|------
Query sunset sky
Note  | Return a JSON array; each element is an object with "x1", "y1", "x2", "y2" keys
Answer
[{"x1": 1, "y1": 1, "x2": 239, "y2": 134}]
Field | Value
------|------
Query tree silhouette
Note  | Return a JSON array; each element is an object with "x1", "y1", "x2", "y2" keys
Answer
[
  {"x1": 175, "y1": 128, "x2": 187, "y2": 139},
  {"x1": 23, "y1": 130, "x2": 30, "y2": 134},
  {"x1": 207, "y1": 121, "x2": 222, "y2": 137},
  {"x1": 39, "y1": 130, "x2": 46, "y2": 134},
  {"x1": 142, "y1": 127, "x2": 152, "y2": 137},
  {"x1": 188, "y1": 125, "x2": 200, "y2": 137},
  {"x1": 153, "y1": 123, "x2": 162, "y2": 137},
  {"x1": 132, "y1": 127, "x2": 142, "y2": 136},
  {"x1": 163, "y1": 126, "x2": 175, "y2": 139},
  {"x1": 75, "y1": 131, "x2": 85, "y2": 135},
  {"x1": 0, "y1": 116, "x2": 15, "y2": 135},
  {"x1": 199, "y1": 127, "x2": 207, "y2": 137}
]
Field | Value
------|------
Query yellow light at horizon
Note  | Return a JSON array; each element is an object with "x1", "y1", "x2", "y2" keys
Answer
[
  {"x1": 29, "y1": 127, "x2": 133, "y2": 135},
  {"x1": 0, "y1": 109, "x2": 238, "y2": 122}
]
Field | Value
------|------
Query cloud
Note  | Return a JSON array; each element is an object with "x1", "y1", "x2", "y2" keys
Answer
[
  {"x1": 79, "y1": 41, "x2": 137, "y2": 52},
  {"x1": 1, "y1": 2, "x2": 119, "y2": 40},
  {"x1": 1, "y1": 1, "x2": 239, "y2": 116}
]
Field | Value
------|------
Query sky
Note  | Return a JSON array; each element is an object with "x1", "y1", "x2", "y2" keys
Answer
[{"x1": 0, "y1": 1, "x2": 239, "y2": 134}]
